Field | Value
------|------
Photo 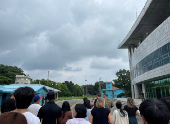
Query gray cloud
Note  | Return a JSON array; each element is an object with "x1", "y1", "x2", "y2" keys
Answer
[{"x1": 0, "y1": 0, "x2": 147, "y2": 84}]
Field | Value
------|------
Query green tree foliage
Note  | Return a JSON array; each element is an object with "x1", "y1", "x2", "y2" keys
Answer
[
  {"x1": 0, "y1": 76, "x2": 12, "y2": 85},
  {"x1": 113, "y1": 69, "x2": 131, "y2": 97},
  {"x1": 0, "y1": 64, "x2": 25, "y2": 84}
]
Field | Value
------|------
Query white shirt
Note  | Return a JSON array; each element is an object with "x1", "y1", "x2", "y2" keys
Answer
[
  {"x1": 112, "y1": 110, "x2": 129, "y2": 124},
  {"x1": 28, "y1": 104, "x2": 42, "y2": 116},
  {"x1": 66, "y1": 118, "x2": 91, "y2": 124},
  {"x1": 85, "y1": 109, "x2": 92, "y2": 121},
  {"x1": 22, "y1": 112, "x2": 41, "y2": 124}
]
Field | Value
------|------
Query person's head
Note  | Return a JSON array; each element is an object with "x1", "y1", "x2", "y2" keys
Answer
[
  {"x1": 103, "y1": 93, "x2": 108, "y2": 98},
  {"x1": 10, "y1": 93, "x2": 15, "y2": 100},
  {"x1": 73, "y1": 104, "x2": 87, "y2": 118},
  {"x1": 96, "y1": 93, "x2": 101, "y2": 99},
  {"x1": 127, "y1": 97, "x2": 136, "y2": 108},
  {"x1": 139, "y1": 99, "x2": 170, "y2": 124},
  {"x1": 83, "y1": 97, "x2": 88, "y2": 102},
  {"x1": 62, "y1": 101, "x2": 71, "y2": 117},
  {"x1": 14, "y1": 87, "x2": 35, "y2": 109},
  {"x1": 0, "y1": 112, "x2": 27, "y2": 124},
  {"x1": 47, "y1": 91, "x2": 55, "y2": 101},
  {"x1": 116, "y1": 101, "x2": 122, "y2": 109},
  {"x1": 33, "y1": 95, "x2": 40, "y2": 104},
  {"x1": 84, "y1": 99, "x2": 91, "y2": 109},
  {"x1": 96, "y1": 97, "x2": 105, "y2": 108},
  {"x1": 116, "y1": 101, "x2": 126, "y2": 116},
  {"x1": 160, "y1": 97, "x2": 170, "y2": 111}
]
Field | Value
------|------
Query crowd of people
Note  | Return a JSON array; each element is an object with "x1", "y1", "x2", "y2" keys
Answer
[{"x1": 0, "y1": 87, "x2": 170, "y2": 124}]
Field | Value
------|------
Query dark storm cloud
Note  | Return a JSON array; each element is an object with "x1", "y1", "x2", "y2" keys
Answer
[{"x1": 0, "y1": 0, "x2": 146, "y2": 72}]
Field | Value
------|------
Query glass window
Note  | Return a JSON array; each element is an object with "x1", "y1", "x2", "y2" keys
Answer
[
  {"x1": 165, "y1": 86, "x2": 170, "y2": 97},
  {"x1": 162, "y1": 44, "x2": 168, "y2": 55}
]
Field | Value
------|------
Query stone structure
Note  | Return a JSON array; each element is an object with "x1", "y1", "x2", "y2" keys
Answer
[
  {"x1": 15, "y1": 75, "x2": 32, "y2": 84},
  {"x1": 118, "y1": 0, "x2": 170, "y2": 99}
]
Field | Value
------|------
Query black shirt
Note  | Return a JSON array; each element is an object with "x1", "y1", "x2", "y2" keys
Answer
[
  {"x1": 124, "y1": 105, "x2": 138, "y2": 117},
  {"x1": 1, "y1": 98, "x2": 16, "y2": 113},
  {"x1": 91, "y1": 107, "x2": 110, "y2": 124},
  {"x1": 37, "y1": 102, "x2": 62, "y2": 124}
]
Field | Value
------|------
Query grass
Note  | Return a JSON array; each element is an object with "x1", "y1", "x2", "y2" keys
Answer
[{"x1": 55, "y1": 95, "x2": 94, "y2": 102}]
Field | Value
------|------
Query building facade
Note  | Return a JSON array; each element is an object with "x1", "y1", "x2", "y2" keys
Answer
[
  {"x1": 0, "y1": 84, "x2": 49, "y2": 106},
  {"x1": 15, "y1": 75, "x2": 32, "y2": 84},
  {"x1": 101, "y1": 82, "x2": 125, "y2": 98},
  {"x1": 118, "y1": 0, "x2": 170, "y2": 99}
]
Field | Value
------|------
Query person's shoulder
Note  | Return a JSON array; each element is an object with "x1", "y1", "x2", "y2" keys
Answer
[{"x1": 23, "y1": 112, "x2": 40, "y2": 121}]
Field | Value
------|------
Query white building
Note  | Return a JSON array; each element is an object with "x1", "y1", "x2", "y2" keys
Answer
[
  {"x1": 118, "y1": 0, "x2": 170, "y2": 99},
  {"x1": 15, "y1": 75, "x2": 32, "y2": 84}
]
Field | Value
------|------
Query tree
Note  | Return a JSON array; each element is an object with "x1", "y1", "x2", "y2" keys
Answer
[
  {"x1": 113, "y1": 69, "x2": 131, "y2": 97},
  {"x1": 0, "y1": 64, "x2": 25, "y2": 84},
  {"x1": 0, "y1": 76, "x2": 12, "y2": 85}
]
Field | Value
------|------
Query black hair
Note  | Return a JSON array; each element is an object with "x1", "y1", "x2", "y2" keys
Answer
[
  {"x1": 84, "y1": 99, "x2": 91, "y2": 109},
  {"x1": 62, "y1": 101, "x2": 71, "y2": 117},
  {"x1": 47, "y1": 92, "x2": 55, "y2": 100},
  {"x1": 83, "y1": 97, "x2": 88, "y2": 102},
  {"x1": 160, "y1": 97, "x2": 170, "y2": 111},
  {"x1": 139, "y1": 99, "x2": 170, "y2": 124},
  {"x1": 14, "y1": 87, "x2": 35, "y2": 109},
  {"x1": 75, "y1": 104, "x2": 87, "y2": 118},
  {"x1": 116, "y1": 101, "x2": 126, "y2": 116}
]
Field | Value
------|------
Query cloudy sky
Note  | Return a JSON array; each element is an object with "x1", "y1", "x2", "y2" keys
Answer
[{"x1": 0, "y1": 0, "x2": 147, "y2": 85}]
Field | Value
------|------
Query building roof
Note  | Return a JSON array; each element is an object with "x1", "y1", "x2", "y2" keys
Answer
[
  {"x1": 16, "y1": 75, "x2": 32, "y2": 79},
  {"x1": 0, "y1": 84, "x2": 49, "y2": 93},
  {"x1": 45, "y1": 86, "x2": 60, "y2": 93},
  {"x1": 112, "y1": 86, "x2": 119, "y2": 90},
  {"x1": 10, "y1": 84, "x2": 60, "y2": 93},
  {"x1": 118, "y1": 0, "x2": 170, "y2": 49},
  {"x1": 101, "y1": 89, "x2": 113, "y2": 91}
]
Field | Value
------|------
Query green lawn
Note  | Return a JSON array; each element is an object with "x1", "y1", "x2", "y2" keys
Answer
[{"x1": 55, "y1": 95, "x2": 94, "y2": 102}]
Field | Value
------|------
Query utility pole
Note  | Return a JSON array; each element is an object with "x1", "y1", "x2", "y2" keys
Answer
[
  {"x1": 99, "y1": 77, "x2": 101, "y2": 94},
  {"x1": 85, "y1": 78, "x2": 87, "y2": 95},
  {"x1": 48, "y1": 71, "x2": 49, "y2": 80}
]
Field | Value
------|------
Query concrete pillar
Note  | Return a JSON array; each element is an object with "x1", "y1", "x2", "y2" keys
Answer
[
  {"x1": 131, "y1": 85, "x2": 135, "y2": 99},
  {"x1": 142, "y1": 83, "x2": 146, "y2": 98},
  {"x1": 128, "y1": 47, "x2": 132, "y2": 59},
  {"x1": 131, "y1": 46, "x2": 135, "y2": 54},
  {"x1": 134, "y1": 84, "x2": 139, "y2": 99}
]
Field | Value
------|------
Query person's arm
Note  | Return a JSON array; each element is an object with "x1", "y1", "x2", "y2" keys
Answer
[
  {"x1": 56, "y1": 108, "x2": 63, "y2": 124},
  {"x1": 112, "y1": 111, "x2": 116, "y2": 124},
  {"x1": 57, "y1": 117, "x2": 62, "y2": 124},
  {"x1": 89, "y1": 114, "x2": 93, "y2": 123},
  {"x1": 111, "y1": 101, "x2": 114, "y2": 108},
  {"x1": 136, "y1": 110, "x2": 140, "y2": 116},
  {"x1": 37, "y1": 108, "x2": 43, "y2": 122},
  {"x1": 108, "y1": 113, "x2": 113, "y2": 124}
]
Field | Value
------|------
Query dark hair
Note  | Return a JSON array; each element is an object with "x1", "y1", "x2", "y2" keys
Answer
[
  {"x1": 14, "y1": 87, "x2": 35, "y2": 109},
  {"x1": 0, "y1": 112, "x2": 27, "y2": 124},
  {"x1": 75, "y1": 104, "x2": 87, "y2": 118},
  {"x1": 47, "y1": 91, "x2": 55, "y2": 100},
  {"x1": 10, "y1": 93, "x2": 13, "y2": 97},
  {"x1": 116, "y1": 101, "x2": 126, "y2": 116},
  {"x1": 139, "y1": 99, "x2": 170, "y2": 124},
  {"x1": 160, "y1": 97, "x2": 170, "y2": 111},
  {"x1": 62, "y1": 101, "x2": 71, "y2": 117},
  {"x1": 84, "y1": 99, "x2": 91, "y2": 109},
  {"x1": 97, "y1": 93, "x2": 101, "y2": 97}
]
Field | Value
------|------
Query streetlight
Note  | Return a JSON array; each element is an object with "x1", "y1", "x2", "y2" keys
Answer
[{"x1": 85, "y1": 78, "x2": 87, "y2": 95}]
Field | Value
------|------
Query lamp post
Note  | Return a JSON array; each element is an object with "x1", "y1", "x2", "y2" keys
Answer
[{"x1": 85, "y1": 78, "x2": 87, "y2": 95}]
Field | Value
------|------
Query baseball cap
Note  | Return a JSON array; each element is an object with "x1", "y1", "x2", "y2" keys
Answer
[{"x1": 33, "y1": 95, "x2": 41, "y2": 102}]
